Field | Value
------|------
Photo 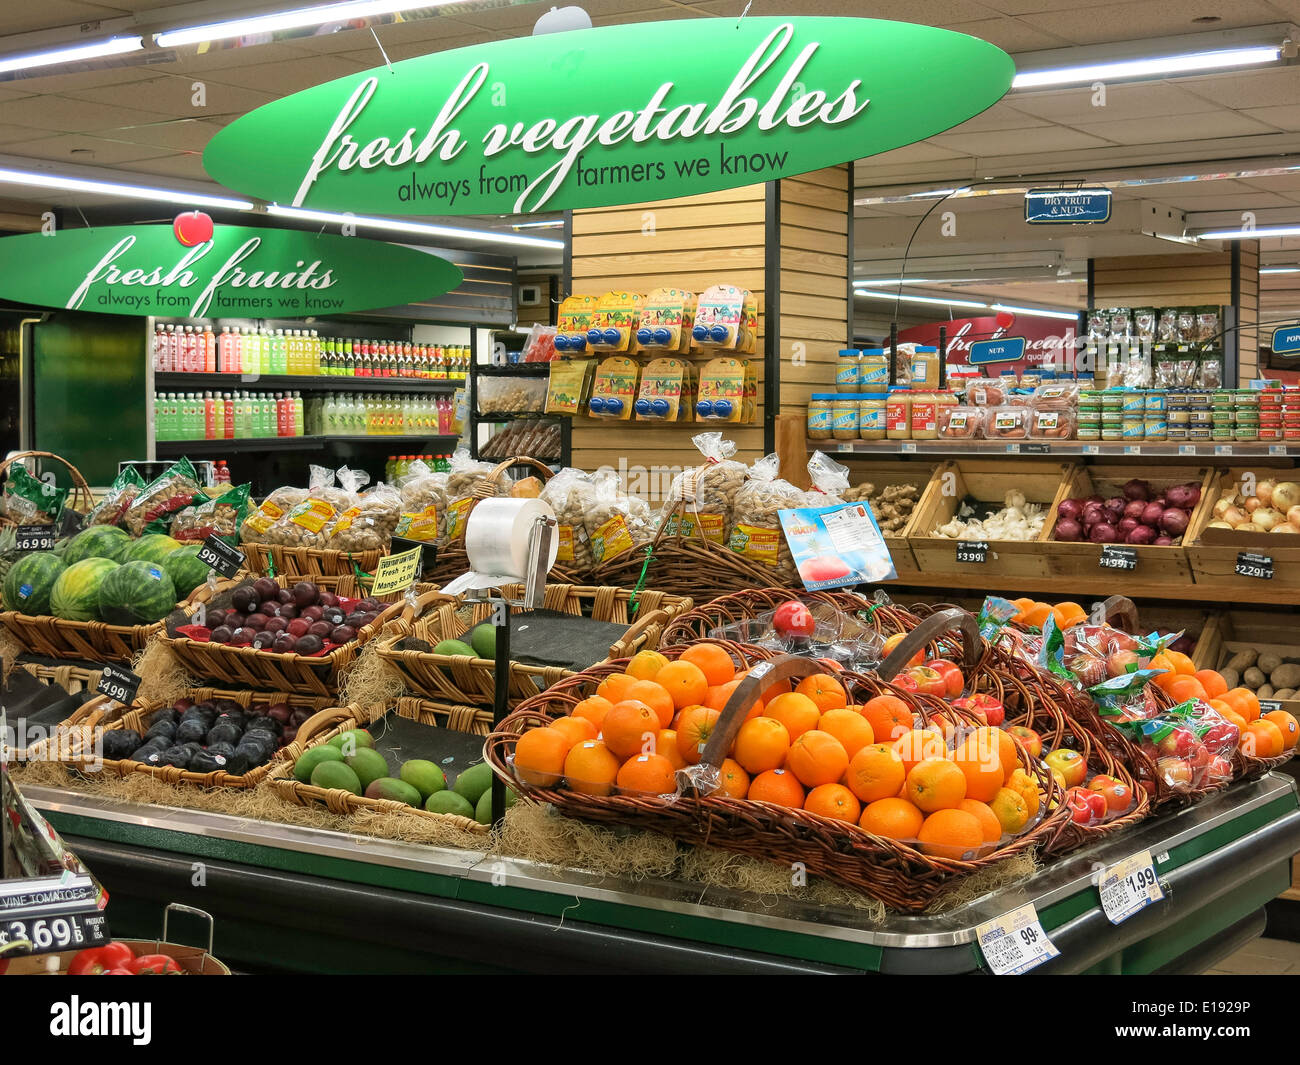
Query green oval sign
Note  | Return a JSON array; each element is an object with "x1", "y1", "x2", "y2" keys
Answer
[
  {"x1": 203, "y1": 17, "x2": 1013, "y2": 216},
  {"x1": 0, "y1": 221, "x2": 463, "y2": 317}
]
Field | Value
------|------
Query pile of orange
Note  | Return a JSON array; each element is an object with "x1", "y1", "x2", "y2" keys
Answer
[
  {"x1": 513, "y1": 642, "x2": 1045, "y2": 862},
  {"x1": 1011, "y1": 599, "x2": 1087, "y2": 631}
]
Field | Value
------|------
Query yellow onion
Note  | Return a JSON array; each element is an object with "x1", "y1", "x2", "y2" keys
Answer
[
  {"x1": 1254, "y1": 507, "x2": 1284, "y2": 531},
  {"x1": 1272, "y1": 524, "x2": 1299, "y2": 534},
  {"x1": 1272, "y1": 481, "x2": 1300, "y2": 511},
  {"x1": 1238, "y1": 522, "x2": 1264, "y2": 533},
  {"x1": 1257, "y1": 478, "x2": 1277, "y2": 505},
  {"x1": 1222, "y1": 505, "x2": 1247, "y2": 526}
]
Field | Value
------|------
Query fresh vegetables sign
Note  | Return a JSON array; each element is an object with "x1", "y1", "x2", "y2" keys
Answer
[
  {"x1": 202, "y1": 18, "x2": 1014, "y2": 215},
  {"x1": 0, "y1": 216, "x2": 462, "y2": 317}
]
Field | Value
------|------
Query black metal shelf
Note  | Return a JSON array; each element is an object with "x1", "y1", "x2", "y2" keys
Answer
[
  {"x1": 156, "y1": 434, "x2": 459, "y2": 456},
  {"x1": 154, "y1": 373, "x2": 461, "y2": 394},
  {"x1": 474, "y1": 362, "x2": 553, "y2": 377},
  {"x1": 476, "y1": 410, "x2": 558, "y2": 421}
]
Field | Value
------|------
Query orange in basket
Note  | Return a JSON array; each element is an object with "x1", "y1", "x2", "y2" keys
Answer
[
  {"x1": 572, "y1": 696, "x2": 613, "y2": 730},
  {"x1": 795, "y1": 673, "x2": 847, "y2": 712},
  {"x1": 596, "y1": 672, "x2": 638, "y2": 703},
  {"x1": 1018, "y1": 603, "x2": 1053, "y2": 631},
  {"x1": 514, "y1": 727, "x2": 570, "y2": 787},
  {"x1": 951, "y1": 731, "x2": 1006, "y2": 802},
  {"x1": 717, "y1": 758, "x2": 750, "y2": 799},
  {"x1": 844, "y1": 743, "x2": 906, "y2": 803},
  {"x1": 917, "y1": 808, "x2": 984, "y2": 860},
  {"x1": 1223, "y1": 687, "x2": 1261, "y2": 723},
  {"x1": 1051, "y1": 602, "x2": 1087, "y2": 630},
  {"x1": 626, "y1": 649, "x2": 669, "y2": 681},
  {"x1": 550, "y1": 716, "x2": 597, "y2": 748},
  {"x1": 732, "y1": 716, "x2": 790, "y2": 774},
  {"x1": 624, "y1": 680, "x2": 675, "y2": 728},
  {"x1": 958, "y1": 799, "x2": 1003, "y2": 843},
  {"x1": 764, "y1": 692, "x2": 822, "y2": 741},
  {"x1": 861, "y1": 694, "x2": 914, "y2": 745},
  {"x1": 564, "y1": 739, "x2": 620, "y2": 796},
  {"x1": 603, "y1": 700, "x2": 660, "y2": 758},
  {"x1": 654, "y1": 729, "x2": 688, "y2": 770},
  {"x1": 859, "y1": 797, "x2": 923, "y2": 840},
  {"x1": 674, "y1": 706, "x2": 721, "y2": 765},
  {"x1": 678, "y1": 643, "x2": 736, "y2": 687},
  {"x1": 786, "y1": 730, "x2": 850, "y2": 787},
  {"x1": 656, "y1": 660, "x2": 710, "y2": 710},
  {"x1": 1244, "y1": 719, "x2": 1285, "y2": 758},
  {"x1": 905, "y1": 758, "x2": 967, "y2": 813},
  {"x1": 1166, "y1": 675, "x2": 1208, "y2": 703},
  {"x1": 1264, "y1": 710, "x2": 1300, "y2": 751},
  {"x1": 616, "y1": 753, "x2": 678, "y2": 796},
  {"x1": 748, "y1": 768, "x2": 805, "y2": 808},
  {"x1": 817, "y1": 708, "x2": 875, "y2": 758},
  {"x1": 893, "y1": 727, "x2": 945, "y2": 775},
  {"x1": 1195, "y1": 670, "x2": 1228, "y2": 699},
  {"x1": 804, "y1": 783, "x2": 860, "y2": 823}
]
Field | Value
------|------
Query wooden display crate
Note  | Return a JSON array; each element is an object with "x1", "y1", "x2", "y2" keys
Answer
[
  {"x1": 845, "y1": 460, "x2": 934, "y2": 579},
  {"x1": 1187, "y1": 466, "x2": 1300, "y2": 590},
  {"x1": 1192, "y1": 609, "x2": 1300, "y2": 719},
  {"x1": 907, "y1": 459, "x2": 1069, "y2": 580},
  {"x1": 1042, "y1": 464, "x2": 1215, "y2": 584}
]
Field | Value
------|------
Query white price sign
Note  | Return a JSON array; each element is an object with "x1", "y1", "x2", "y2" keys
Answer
[
  {"x1": 976, "y1": 903, "x2": 1059, "y2": 974},
  {"x1": 1098, "y1": 849, "x2": 1164, "y2": 925}
]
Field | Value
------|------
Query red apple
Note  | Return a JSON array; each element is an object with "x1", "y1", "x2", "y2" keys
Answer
[
  {"x1": 1008, "y1": 725, "x2": 1042, "y2": 759},
  {"x1": 1206, "y1": 755, "x2": 1233, "y2": 781},
  {"x1": 1106, "y1": 649, "x2": 1139, "y2": 678},
  {"x1": 1156, "y1": 727, "x2": 1195, "y2": 759},
  {"x1": 926, "y1": 659, "x2": 964, "y2": 699},
  {"x1": 772, "y1": 600, "x2": 815, "y2": 639},
  {"x1": 174, "y1": 210, "x2": 214, "y2": 247},
  {"x1": 1087, "y1": 774, "x2": 1132, "y2": 814},
  {"x1": 907, "y1": 665, "x2": 948, "y2": 699},
  {"x1": 953, "y1": 693, "x2": 1004, "y2": 726}
]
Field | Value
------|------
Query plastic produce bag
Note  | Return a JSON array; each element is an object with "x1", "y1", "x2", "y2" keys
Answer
[
  {"x1": 727, "y1": 453, "x2": 805, "y2": 583},
  {"x1": 1107, "y1": 698, "x2": 1238, "y2": 792},
  {"x1": 84, "y1": 466, "x2": 143, "y2": 527},
  {"x1": 395, "y1": 459, "x2": 449, "y2": 544},
  {"x1": 169, "y1": 483, "x2": 250, "y2": 544},
  {"x1": 444, "y1": 448, "x2": 500, "y2": 541},
  {"x1": 327, "y1": 477, "x2": 402, "y2": 553},
  {"x1": 582, "y1": 469, "x2": 654, "y2": 567},
  {"x1": 539, "y1": 467, "x2": 596, "y2": 571},
  {"x1": 122, "y1": 457, "x2": 204, "y2": 536},
  {"x1": 3, "y1": 463, "x2": 67, "y2": 525},
  {"x1": 660, "y1": 432, "x2": 746, "y2": 544}
]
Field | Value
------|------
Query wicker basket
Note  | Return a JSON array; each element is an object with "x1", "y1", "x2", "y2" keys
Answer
[
  {"x1": 17, "y1": 659, "x2": 104, "y2": 695},
  {"x1": 156, "y1": 574, "x2": 420, "y2": 697},
  {"x1": 375, "y1": 584, "x2": 693, "y2": 707},
  {"x1": 0, "y1": 572, "x2": 232, "y2": 664},
  {"x1": 54, "y1": 687, "x2": 339, "y2": 789},
  {"x1": 0, "y1": 450, "x2": 94, "y2": 529},
  {"x1": 486, "y1": 613, "x2": 1070, "y2": 912},
  {"x1": 242, "y1": 542, "x2": 386, "y2": 580},
  {"x1": 266, "y1": 697, "x2": 489, "y2": 835}
]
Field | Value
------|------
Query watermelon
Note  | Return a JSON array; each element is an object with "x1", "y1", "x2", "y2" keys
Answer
[
  {"x1": 98, "y1": 560, "x2": 177, "y2": 626},
  {"x1": 162, "y1": 544, "x2": 210, "y2": 599},
  {"x1": 50, "y1": 557, "x2": 119, "y2": 622},
  {"x1": 124, "y1": 533, "x2": 182, "y2": 567},
  {"x1": 63, "y1": 524, "x2": 131, "y2": 565},
  {"x1": 2, "y1": 552, "x2": 65, "y2": 616}
]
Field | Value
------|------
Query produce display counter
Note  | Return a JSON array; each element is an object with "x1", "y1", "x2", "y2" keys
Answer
[{"x1": 23, "y1": 774, "x2": 1300, "y2": 975}]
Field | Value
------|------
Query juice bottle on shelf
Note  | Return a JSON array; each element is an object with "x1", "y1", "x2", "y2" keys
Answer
[
  {"x1": 292, "y1": 392, "x2": 304, "y2": 437},
  {"x1": 151, "y1": 394, "x2": 163, "y2": 441},
  {"x1": 385, "y1": 456, "x2": 396, "y2": 482},
  {"x1": 203, "y1": 323, "x2": 216, "y2": 372},
  {"x1": 189, "y1": 328, "x2": 202, "y2": 373},
  {"x1": 213, "y1": 392, "x2": 225, "y2": 439},
  {"x1": 221, "y1": 393, "x2": 234, "y2": 439},
  {"x1": 321, "y1": 393, "x2": 337, "y2": 436},
  {"x1": 203, "y1": 392, "x2": 215, "y2": 439},
  {"x1": 295, "y1": 330, "x2": 307, "y2": 374},
  {"x1": 310, "y1": 330, "x2": 321, "y2": 374},
  {"x1": 262, "y1": 393, "x2": 277, "y2": 438},
  {"x1": 215, "y1": 460, "x2": 231, "y2": 484}
]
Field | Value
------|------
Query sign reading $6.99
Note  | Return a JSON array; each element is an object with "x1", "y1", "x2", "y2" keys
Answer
[{"x1": 203, "y1": 18, "x2": 1014, "y2": 216}]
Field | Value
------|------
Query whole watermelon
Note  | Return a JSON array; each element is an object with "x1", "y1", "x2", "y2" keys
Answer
[
  {"x1": 98, "y1": 560, "x2": 176, "y2": 626},
  {"x1": 124, "y1": 533, "x2": 182, "y2": 567},
  {"x1": 50, "y1": 557, "x2": 119, "y2": 622},
  {"x1": 2, "y1": 552, "x2": 65, "y2": 616},
  {"x1": 162, "y1": 544, "x2": 209, "y2": 599},
  {"x1": 63, "y1": 525, "x2": 131, "y2": 565}
]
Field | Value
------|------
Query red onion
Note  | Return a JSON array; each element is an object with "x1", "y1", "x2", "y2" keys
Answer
[
  {"x1": 1055, "y1": 518, "x2": 1084, "y2": 542},
  {"x1": 1154, "y1": 535, "x2": 1173, "y2": 546},
  {"x1": 1057, "y1": 498, "x2": 1084, "y2": 522},
  {"x1": 1085, "y1": 495, "x2": 1105, "y2": 506},
  {"x1": 1104, "y1": 506, "x2": 1123, "y2": 525},
  {"x1": 1117, "y1": 517, "x2": 1140, "y2": 538},
  {"x1": 1141, "y1": 502, "x2": 1164, "y2": 527},
  {"x1": 1082, "y1": 505, "x2": 1105, "y2": 527},
  {"x1": 1090, "y1": 523, "x2": 1118, "y2": 543},
  {"x1": 1166, "y1": 484, "x2": 1200, "y2": 510},
  {"x1": 1104, "y1": 496, "x2": 1126, "y2": 514},
  {"x1": 1159, "y1": 508, "x2": 1190, "y2": 537},
  {"x1": 1122, "y1": 479, "x2": 1151, "y2": 502},
  {"x1": 1126, "y1": 525, "x2": 1156, "y2": 545},
  {"x1": 1123, "y1": 499, "x2": 1147, "y2": 521}
]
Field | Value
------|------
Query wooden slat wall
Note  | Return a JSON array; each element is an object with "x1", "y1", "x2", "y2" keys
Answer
[
  {"x1": 569, "y1": 184, "x2": 768, "y2": 495},
  {"x1": 779, "y1": 165, "x2": 850, "y2": 416},
  {"x1": 1238, "y1": 243, "x2": 1260, "y2": 383},
  {"x1": 1092, "y1": 253, "x2": 1233, "y2": 306}
]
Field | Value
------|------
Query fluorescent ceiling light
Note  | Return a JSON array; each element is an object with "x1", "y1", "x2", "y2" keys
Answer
[
  {"x1": 267, "y1": 204, "x2": 566, "y2": 250},
  {"x1": 1262, "y1": 267, "x2": 1300, "y2": 274},
  {"x1": 155, "y1": 1, "x2": 463, "y2": 47},
  {"x1": 1013, "y1": 45, "x2": 1279, "y2": 89},
  {"x1": 510, "y1": 220, "x2": 565, "y2": 231},
  {"x1": 0, "y1": 35, "x2": 142, "y2": 75},
  {"x1": 1198, "y1": 224, "x2": 1300, "y2": 240},
  {"x1": 0, "y1": 166, "x2": 253, "y2": 211},
  {"x1": 854, "y1": 289, "x2": 988, "y2": 310},
  {"x1": 991, "y1": 303, "x2": 1080, "y2": 321}
]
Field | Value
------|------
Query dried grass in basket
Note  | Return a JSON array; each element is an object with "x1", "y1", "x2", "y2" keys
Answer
[
  {"x1": 242, "y1": 542, "x2": 385, "y2": 579},
  {"x1": 486, "y1": 611, "x2": 1070, "y2": 912},
  {"x1": 266, "y1": 697, "x2": 488, "y2": 835},
  {"x1": 424, "y1": 455, "x2": 556, "y2": 586},
  {"x1": 156, "y1": 573, "x2": 418, "y2": 698},
  {"x1": 0, "y1": 450, "x2": 94, "y2": 529},
  {"x1": 374, "y1": 584, "x2": 693, "y2": 707},
  {"x1": 53, "y1": 687, "x2": 339, "y2": 790},
  {"x1": 0, "y1": 567, "x2": 234, "y2": 664}
]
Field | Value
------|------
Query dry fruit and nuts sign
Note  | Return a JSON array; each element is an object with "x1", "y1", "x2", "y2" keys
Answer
[
  {"x1": 203, "y1": 17, "x2": 1014, "y2": 215},
  {"x1": 0, "y1": 215, "x2": 462, "y2": 316}
]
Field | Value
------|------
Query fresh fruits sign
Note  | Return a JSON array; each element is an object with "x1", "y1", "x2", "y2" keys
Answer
[
  {"x1": 0, "y1": 222, "x2": 462, "y2": 317},
  {"x1": 202, "y1": 18, "x2": 1013, "y2": 216}
]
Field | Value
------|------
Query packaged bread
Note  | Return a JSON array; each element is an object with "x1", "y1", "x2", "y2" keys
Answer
[
  {"x1": 727, "y1": 453, "x2": 804, "y2": 584},
  {"x1": 660, "y1": 432, "x2": 746, "y2": 544},
  {"x1": 539, "y1": 467, "x2": 596, "y2": 573}
]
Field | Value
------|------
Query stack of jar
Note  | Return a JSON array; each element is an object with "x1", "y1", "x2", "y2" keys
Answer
[
  {"x1": 1263, "y1": 387, "x2": 1300, "y2": 442},
  {"x1": 809, "y1": 346, "x2": 946, "y2": 442}
]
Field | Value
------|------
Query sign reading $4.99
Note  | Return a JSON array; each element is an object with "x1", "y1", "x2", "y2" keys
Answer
[{"x1": 203, "y1": 18, "x2": 1014, "y2": 216}]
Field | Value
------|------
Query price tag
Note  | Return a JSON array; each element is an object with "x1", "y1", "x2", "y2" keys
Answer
[
  {"x1": 1259, "y1": 699, "x2": 1283, "y2": 713},
  {"x1": 15, "y1": 524, "x2": 56, "y2": 552},
  {"x1": 0, "y1": 911, "x2": 110, "y2": 956},
  {"x1": 391, "y1": 535, "x2": 439, "y2": 578},
  {"x1": 1123, "y1": 445, "x2": 1142, "y2": 455},
  {"x1": 1270, "y1": 445, "x2": 1287, "y2": 457},
  {"x1": 196, "y1": 534, "x2": 245, "y2": 579},
  {"x1": 370, "y1": 545, "x2": 421, "y2": 596},
  {"x1": 1022, "y1": 443, "x2": 1050, "y2": 454},
  {"x1": 1235, "y1": 551, "x2": 1274, "y2": 579},
  {"x1": 1099, "y1": 544, "x2": 1137, "y2": 570},
  {"x1": 976, "y1": 903, "x2": 1059, "y2": 975},
  {"x1": 1083, "y1": 444, "x2": 1100, "y2": 455},
  {"x1": 901, "y1": 441, "x2": 917, "y2": 454},
  {"x1": 1098, "y1": 850, "x2": 1164, "y2": 924},
  {"x1": 95, "y1": 663, "x2": 141, "y2": 706},
  {"x1": 1215, "y1": 444, "x2": 1234, "y2": 457},
  {"x1": 956, "y1": 540, "x2": 988, "y2": 564},
  {"x1": 1004, "y1": 443, "x2": 1020, "y2": 454},
  {"x1": 1178, "y1": 445, "x2": 1197, "y2": 456}
]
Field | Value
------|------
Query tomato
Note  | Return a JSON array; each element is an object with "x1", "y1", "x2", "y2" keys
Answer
[
  {"x1": 104, "y1": 968, "x2": 135, "y2": 975},
  {"x1": 926, "y1": 659, "x2": 964, "y2": 699},
  {"x1": 772, "y1": 601, "x2": 815, "y2": 639},
  {"x1": 67, "y1": 942, "x2": 135, "y2": 976},
  {"x1": 127, "y1": 954, "x2": 182, "y2": 975},
  {"x1": 906, "y1": 665, "x2": 947, "y2": 699}
]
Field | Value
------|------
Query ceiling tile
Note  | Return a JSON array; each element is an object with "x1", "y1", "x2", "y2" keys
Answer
[
  {"x1": 1168, "y1": 190, "x2": 1299, "y2": 209},
  {"x1": 1010, "y1": 81, "x2": 1221, "y2": 122},
  {"x1": 0, "y1": 63, "x2": 167, "y2": 93},
  {"x1": 110, "y1": 117, "x2": 227, "y2": 151},
  {"x1": 694, "y1": 0, "x2": 1001, "y2": 21},
  {"x1": 978, "y1": 0, "x2": 1172, "y2": 10},
  {"x1": 1016, "y1": 0, "x2": 1283, "y2": 45},
  {"x1": 858, "y1": 142, "x2": 973, "y2": 166},
  {"x1": 1178, "y1": 67, "x2": 1300, "y2": 110},
  {"x1": 1070, "y1": 108, "x2": 1277, "y2": 144},
  {"x1": 0, "y1": 1, "x2": 126, "y2": 35},
  {"x1": 111, "y1": 152, "x2": 210, "y2": 181},
  {"x1": 0, "y1": 95, "x2": 173, "y2": 133},
  {"x1": 1242, "y1": 105, "x2": 1300, "y2": 132},
  {"x1": 946, "y1": 16, "x2": 1073, "y2": 50},
  {"x1": 159, "y1": 42, "x2": 325, "y2": 74},
  {"x1": 930, "y1": 124, "x2": 1115, "y2": 153},
  {"x1": 192, "y1": 55, "x2": 370, "y2": 95},
  {"x1": 0, "y1": 132, "x2": 176, "y2": 166},
  {"x1": 1243, "y1": 174, "x2": 1300, "y2": 194},
  {"x1": 946, "y1": 102, "x2": 1053, "y2": 132}
]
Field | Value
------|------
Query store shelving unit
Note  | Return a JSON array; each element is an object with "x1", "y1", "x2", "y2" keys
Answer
[
  {"x1": 811, "y1": 439, "x2": 1300, "y2": 460},
  {"x1": 156, "y1": 372, "x2": 460, "y2": 395},
  {"x1": 468, "y1": 328, "x2": 570, "y2": 466},
  {"x1": 156, "y1": 434, "x2": 459, "y2": 458}
]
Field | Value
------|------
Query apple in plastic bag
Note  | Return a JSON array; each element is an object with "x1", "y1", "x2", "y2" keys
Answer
[{"x1": 772, "y1": 600, "x2": 815, "y2": 639}]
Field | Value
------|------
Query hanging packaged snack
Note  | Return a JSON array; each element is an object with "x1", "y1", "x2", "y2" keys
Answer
[
  {"x1": 1197, "y1": 306, "x2": 1221, "y2": 344},
  {"x1": 582, "y1": 469, "x2": 654, "y2": 567},
  {"x1": 635, "y1": 357, "x2": 693, "y2": 421},
  {"x1": 585, "y1": 290, "x2": 643, "y2": 352},
  {"x1": 1156, "y1": 308, "x2": 1179, "y2": 345},
  {"x1": 170, "y1": 483, "x2": 250, "y2": 544},
  {"x1": 1198, "y1": 349, "x2": 1224, "y2": 389},
  {"x1": 692, "y1": 283, "x2": 748, "y2": 350},
  {"x1": 520, "y1": 322, "x2": 558, "y2": 363},
  {"x1": 728, "y1": 453, "x2": 805, "y2": 583},
  {"x1": 635, "y1": 286, "x2": 695, "y2": 352},
  {"x1": 1087, "y1": 309, "x2": 1109, "y2": 339},
  {"x1": 1133, "y1": 307, "x2": 1157, "y2": 345},
  {"x1": 587, "y1": 355, "x2": 640, "y2": 419},
  {"x1": 539, "y1": 467, "x2": 596, "y2": 571},
  {"x1": 122, "y1": 457, "x2": 204, "y2": 536},
  {"x1": 84, "y1": 466, "x2": 144, "y2": 527},
  {"x1": 544, "y1": 358, "x2": 595, "y2": 415},
  {"x1": 661, "y1": 432, "x2": 747, "y2": 544},
  {"x1": 697, "y1": 357, "x2": 751, "y2": 422},
  {"x1": 554, "y1": 294, "x2": 599, "y2": 354},
  {"x1": 3, "y1": 462, "x2": 68, "y2": 525},
  {"x1": 1154, "y1": 345, "x2": 1179, "y2": 389},
  {"x1": 1109, "y1": 307, "x2": 1132, "y2": 339}
]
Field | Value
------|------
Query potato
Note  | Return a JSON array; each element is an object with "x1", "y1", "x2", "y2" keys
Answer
[
  {"x1": 1219, "y1": 667, "x2": 1240, "y2": 690},
  {"x1": 1258, "y1": 653, "x2": 1283, "y2": 675},
  {"x1": 1274, "y1": 688, "x2": 1296, "y2": 700},
  {"x1": 1258, "y1": 684, "x2": 1275, "y2": 700},
  {"x1": 1243, "y1": 666, "x2": 1267, "y2": 690},
  {"x1": 1225, "y1": 649, "x2": 1258, "y2": 673},
  {"x1": 1270, "y1": 663, "x2": 1300, "y2": 690}
]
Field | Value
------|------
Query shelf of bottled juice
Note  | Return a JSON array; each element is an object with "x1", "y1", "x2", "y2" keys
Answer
[
  {"x1": 307, "y1": 392, "x2": 459, "y2": 437},
  {"x1": 151, "y1": 322, "x2": 470, "y2": 380},
  {"x1": 386, "y1": 455, "x2": 451, "y2": 481}
]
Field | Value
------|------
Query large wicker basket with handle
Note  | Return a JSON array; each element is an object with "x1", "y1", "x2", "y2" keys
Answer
[
  {"x1": 0, "y1": 450, "x2": 94, "y2": 529},
  {"x1": 242, "y1": 542, "x2": 385, "y2": 580},
  {"x1": 486, "y1": 611, "x2": 1070, "y2": 912}
]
